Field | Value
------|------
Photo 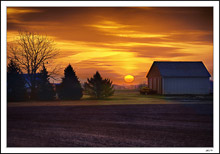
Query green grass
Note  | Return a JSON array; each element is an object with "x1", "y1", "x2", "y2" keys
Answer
[{"x1": 8, "y1": 90, "x2": 212, "y2": 107}]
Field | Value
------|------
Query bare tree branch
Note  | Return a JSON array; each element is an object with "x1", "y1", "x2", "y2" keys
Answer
[{"x1": 8, "y1": 31, "x2": 59, "y2": 98}]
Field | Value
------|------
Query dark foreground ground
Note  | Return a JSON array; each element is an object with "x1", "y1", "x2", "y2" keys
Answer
[{"x1": 7, "y1": 104, "x2": 213, "y2": 147}]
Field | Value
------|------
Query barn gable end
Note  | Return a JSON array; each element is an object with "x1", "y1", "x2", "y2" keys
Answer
[{"x1": 146, "y1": 63, "x2": 161, "y2": 78}]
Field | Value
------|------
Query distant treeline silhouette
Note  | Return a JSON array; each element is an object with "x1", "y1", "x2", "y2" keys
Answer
[{"x1": 7, "y1": 61, "x2": 114, "y2": 102}]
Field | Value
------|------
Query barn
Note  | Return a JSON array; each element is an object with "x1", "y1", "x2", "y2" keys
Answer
[{"x1": 146, "y1": 61, "x2": 211, "y2": 95}]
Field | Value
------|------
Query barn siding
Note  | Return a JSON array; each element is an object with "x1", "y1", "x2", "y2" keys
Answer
[
  {"x1": 148, "y1": 77, "x2": 162, "y2": 94},
  {"x1": 163, "y1": 77, "x2": 210, "y2": 94},
  {"x1": 147, "y1": 65, "x2": 163, "y2": 94},
  {"x1": 148, "y1": 78, "x2": 153, "y2": 89}
]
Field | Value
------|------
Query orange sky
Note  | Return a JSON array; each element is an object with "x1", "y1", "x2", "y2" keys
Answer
[{"x1": 7, "y1": 7, "x2": 213, "y2": 85}]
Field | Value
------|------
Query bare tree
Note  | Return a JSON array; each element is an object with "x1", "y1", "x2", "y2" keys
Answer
[{"x1": 8, "y1": 31, "x2": 59, "y2": 99}]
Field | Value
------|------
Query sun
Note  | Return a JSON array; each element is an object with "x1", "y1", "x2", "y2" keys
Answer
[{"x1": 124, "y1": 75, "x2": 134, "y2": 83}]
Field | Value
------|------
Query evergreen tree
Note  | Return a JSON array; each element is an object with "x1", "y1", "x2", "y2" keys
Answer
[
  {"x1": 7, "y1": 60, "x2": 28, "y2": 102},
  {"x1": 84, "y1": 71, "x2": 114, "y2": 99},
  {"x1": 36, "y1": 64, "x2": 56, "y2": 101},
  {"x1": 58, "y1": 64, "x2": 83, "y2": 100}
]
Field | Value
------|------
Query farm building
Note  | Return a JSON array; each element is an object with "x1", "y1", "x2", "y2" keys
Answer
[{"x1": 146, "y1": 61, "x2": 211, "y2": 95}]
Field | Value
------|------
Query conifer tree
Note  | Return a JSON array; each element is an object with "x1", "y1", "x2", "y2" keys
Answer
[
  {"x1": 7, "y1": 60, "x2": 28, "y2": 101},
  {"x1": 36, "y1": 64, "x2": 56, "y2": 101},
  {"x1": 84, "y1": 71, "x2": 114, "y2": 99},
  {"x1": 58, "y1": 64, "x2": 83, "y2": 100}
]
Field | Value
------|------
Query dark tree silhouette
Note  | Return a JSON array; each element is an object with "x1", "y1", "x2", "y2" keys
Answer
[
  {"x1": 84, "y1": 71, "x2": 114, "y2": 99},
  {"x1": 7, "y1": 60, "x2": 28, "y2": 102},
  {"x1": 58, "y1": 64, "x2": 83, "y2": 100},
  {"x1": 36, "y1": 64, "x2": 56, "y2": 101},
  {"x1": 8, "y1": 31, "x2": 58, "y2": 100}
]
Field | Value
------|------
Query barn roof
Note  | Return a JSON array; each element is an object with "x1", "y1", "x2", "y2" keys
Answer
[{"x1": 147, "y1": 61, "x2": 211, "y2": 77}]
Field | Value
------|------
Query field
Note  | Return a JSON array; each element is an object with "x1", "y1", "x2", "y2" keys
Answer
[{"x1": 7, "y1": 90, "x2": 213, "y2": 147}]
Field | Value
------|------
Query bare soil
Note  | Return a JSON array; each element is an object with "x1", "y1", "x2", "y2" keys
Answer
[{"x1": 7, "y1": 104, "x2": 213, "y2": 147}]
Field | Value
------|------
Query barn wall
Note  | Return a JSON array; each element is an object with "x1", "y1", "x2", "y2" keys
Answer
[
  {"x1": 147, "y1": 65, "x2": 163, "y2": 94},
  {"x1": 148, "y1": 78, "x2": 153, "y2": 89},
  {"x1": 163, "y1": 77, "x2": 210, "y2": 94},
  {"x1": 148, "y1": 77, "x2": 162, "y2": 94}
]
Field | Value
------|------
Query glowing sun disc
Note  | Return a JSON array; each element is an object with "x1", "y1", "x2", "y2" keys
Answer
[{"x1": 124, "y1": 75, "x2": 134, "y2": 83}]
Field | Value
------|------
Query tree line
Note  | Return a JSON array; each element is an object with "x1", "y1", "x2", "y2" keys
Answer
[
  {"x1": 7, "y1": 61, "x2": 115, "y2": 101},
  {"x1": 7, "y1": 31, "x2": 114, "y2": 102}
]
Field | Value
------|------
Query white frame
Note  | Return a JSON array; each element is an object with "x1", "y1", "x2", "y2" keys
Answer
[{"x1": 1, "y1": 1, "x2": 219, "y2": 153}]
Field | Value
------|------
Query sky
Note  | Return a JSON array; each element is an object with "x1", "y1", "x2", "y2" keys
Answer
[{"x1": 7, "y1": 7, "x2": 213, "y2": 85}]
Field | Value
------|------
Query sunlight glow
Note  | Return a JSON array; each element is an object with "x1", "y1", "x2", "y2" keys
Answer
[
  {"x1": 6, "y1": 7, "x2": 213, "y2": 85},
  {"x1": 124, "y1": 75, "x2": 135, "y2": 83}
]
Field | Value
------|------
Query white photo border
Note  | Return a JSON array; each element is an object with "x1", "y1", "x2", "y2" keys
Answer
[{"x1": 1, "y1": 1, "x2": 219, "y2": 153}]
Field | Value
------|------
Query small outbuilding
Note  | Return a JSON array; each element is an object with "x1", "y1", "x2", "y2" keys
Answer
[{"x1": 146, "y1": 61, "x2": 211, "y2": 95}]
